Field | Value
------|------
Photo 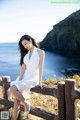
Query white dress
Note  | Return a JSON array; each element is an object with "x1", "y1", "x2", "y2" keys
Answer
[{"x1": 10, "y1": 46, "x2": 44, "y2": 99}]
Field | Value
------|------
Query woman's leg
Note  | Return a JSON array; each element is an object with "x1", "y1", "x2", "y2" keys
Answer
[
  {"x1": 12, "y1": 98, "x2": 20, "y2": 120},
  {"x1": 8, "y1": 85, "x2": 29, "y2": 112}
]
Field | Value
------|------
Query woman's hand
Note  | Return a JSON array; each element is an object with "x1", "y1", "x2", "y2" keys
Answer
[
  {"x1": 39, "y1": 81, "x2": 47, "y2": 88},
  {"x1": 39, "y1": 82, "x2": 47, "y2": 88}
]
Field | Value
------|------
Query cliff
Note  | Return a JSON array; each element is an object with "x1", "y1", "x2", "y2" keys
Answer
[{"x1": 39, "y1": 10, "x2": 80, "y2": 56}]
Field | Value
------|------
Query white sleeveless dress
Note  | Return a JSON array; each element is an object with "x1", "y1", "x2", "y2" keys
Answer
[{"x1": 10, "y1": 46, "x2": 44, "y2": 99}]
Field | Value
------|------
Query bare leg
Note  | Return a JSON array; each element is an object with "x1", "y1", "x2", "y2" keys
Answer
[
  {"x1": 8, "y1": 85, "x2": 28, "y2": 112},
  {"x1": 12, "y1": 98, "x2": 20, "y2": 120}
]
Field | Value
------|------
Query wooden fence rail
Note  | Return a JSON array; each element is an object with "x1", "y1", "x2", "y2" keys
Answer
[{"x1": 0, "y1": 77, "x2": 80, "y2": 120}]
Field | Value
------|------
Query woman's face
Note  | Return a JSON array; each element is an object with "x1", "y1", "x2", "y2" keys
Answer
[{"x1": 21, "y1": 39, "x2": 32, "y2": 50}]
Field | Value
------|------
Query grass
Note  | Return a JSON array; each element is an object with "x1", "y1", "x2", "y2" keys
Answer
[{"x1": 0, "y1": 75, "x2": 80, "y2": 119}]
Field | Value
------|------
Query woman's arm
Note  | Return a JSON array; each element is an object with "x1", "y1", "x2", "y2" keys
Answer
[
  {"x1": 38, "y1": 50, "x2": 45, "y2": 87},
  {"x1": 18, "y1": 63, "x2": 26, "y2": 80}
]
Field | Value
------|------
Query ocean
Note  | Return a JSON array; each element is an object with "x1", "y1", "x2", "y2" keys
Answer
[{"x1": 0, "y1": 43, "x2": 80, "y2": 81}]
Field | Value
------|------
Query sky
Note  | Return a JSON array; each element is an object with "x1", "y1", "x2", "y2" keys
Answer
[{"x1": 0, "y1": 0, "x2": 80, "y2": 43}]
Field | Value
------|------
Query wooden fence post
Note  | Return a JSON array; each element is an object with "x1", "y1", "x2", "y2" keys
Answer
[
  {"x1": 2, "y1": 77, "x2": 10, "y2": 110},
  {"x1": 65, "y1": 79, "x2": 76, "y2": 120},
  {"x1": 58, "y1": 82, "x2": 66, "y2": 120}
]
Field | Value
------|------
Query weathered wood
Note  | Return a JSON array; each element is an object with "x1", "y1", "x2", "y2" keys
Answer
[
  {"x1": 0, "y1": 98, "x2": 12, "y2": 109},
  {"x1": 74, "y1": 88, "x2": 80, "y2": 99},
  {"x1": 30, "y1": 85, "x2": 58, "y2": 97},
  {"x1": 2, "y1": 77, "x2": 10, "y2": 110},
  {"x1": 0, "y1": 81, "x2": 3, "y2": 86},
  {"x1": 0, "y1": 78, "x2": 80, "y2": 120},
  {"x1": 1, "y1": 77, "x2": 80, "y2": 120},
  {"x1": 58, "y1": 82, "x2": 66, "y2": 120},
  {"x1": 0, "y1": 79, "x2": 58, "y2": 119},
  {"x1": 0, "y1": 98, "x2": 5, "y2": 104},
  {"x1": 65, "y1": 79, "x2": 76, "y2": 120},
  {"x1": 0, "y1": 99, "x2": 58, "y2": 120},
  {"x1": 0, "y1": 81, "x2": 58, "y2": 97},
  {"x1": 30, "y1": 106, "x2": 58, "y2": 120}
]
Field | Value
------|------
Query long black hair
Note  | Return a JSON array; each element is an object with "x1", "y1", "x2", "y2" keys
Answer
[{"x1": 18, "y1": 34, "x2": 39, "y2": 66}]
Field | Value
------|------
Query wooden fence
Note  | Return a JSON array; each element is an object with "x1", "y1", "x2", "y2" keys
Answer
[{"x1": 0, "y1": 77, "x2": 80, "y2": 120}]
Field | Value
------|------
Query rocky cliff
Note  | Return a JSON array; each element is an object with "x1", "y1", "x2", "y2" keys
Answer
[{"x1": 39, "y1": 10, "x2": 80, "y2": 56}]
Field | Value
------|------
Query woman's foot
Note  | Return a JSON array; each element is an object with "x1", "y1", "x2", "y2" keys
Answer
[{"x1": 24, "y1": 101, "x2": 30, "y2": 117}]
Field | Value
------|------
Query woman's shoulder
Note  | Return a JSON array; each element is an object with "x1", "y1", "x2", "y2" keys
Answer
[{"x1": 36, "y1": 47, "x2": 45, "y2": 57}]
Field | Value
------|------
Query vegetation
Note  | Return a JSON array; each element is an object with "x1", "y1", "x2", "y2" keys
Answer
[{"x1": 0, "y1": 75, "x2": 80, "y2": 119}]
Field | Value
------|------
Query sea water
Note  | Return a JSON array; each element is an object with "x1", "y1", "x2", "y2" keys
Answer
[{"x1": 0, "y1": 42, "x2": 80, "y2": 81}]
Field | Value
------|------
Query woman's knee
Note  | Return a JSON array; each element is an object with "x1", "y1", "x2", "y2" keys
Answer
[
  {"x1": 8, "y1": 85, "x2": 17, "y2": 93},
  {"x1": 8, "y1": 87, "x2": 11, "y2": 94}
]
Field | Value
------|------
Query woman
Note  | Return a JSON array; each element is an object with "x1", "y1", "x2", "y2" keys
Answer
[{"x1": 8, "y1": 34, "x2": 45, "y2": 120}]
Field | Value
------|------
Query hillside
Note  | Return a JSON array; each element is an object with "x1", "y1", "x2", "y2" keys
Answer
[{"x1": 39, "y1": 10, "x2": 80, "y2": 57}]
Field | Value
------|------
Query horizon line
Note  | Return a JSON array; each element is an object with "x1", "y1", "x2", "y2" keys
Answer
[
  {"x1": 0, "y1": 41, "x2": 40, "y2": 44},
  {"x1": 0, "y1": 42, "x2": 18, "y2": 43}
]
